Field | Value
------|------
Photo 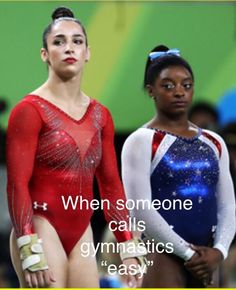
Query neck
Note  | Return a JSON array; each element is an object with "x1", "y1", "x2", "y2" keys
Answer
[
  {"x1": 151, "y1": 113, "x2": 190, "y2": 132},
  {"x1": 44, "y1": 71, "x2": 84, "y2": 103}
]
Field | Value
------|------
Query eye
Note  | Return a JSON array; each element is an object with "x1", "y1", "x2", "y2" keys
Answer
[
  {"x1": 53, "y1": 39, "x2": 64, "y2": 46},
  {"x1": 183, "y1": 83, "x2": 193, "y2": 89},
  {"x1": 73, "y1": 38, "x2": 83, "y2": 45},
  {"x1": 161, "y1": 83, "x2": 175, "y2": 90}
]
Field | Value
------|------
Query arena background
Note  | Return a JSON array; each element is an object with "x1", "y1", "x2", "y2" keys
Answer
[
  {"x1": 1, "y1": 1, "x2": 236, "y2": 287},
  {"x1": 0, "y1": 1, "x2": 236, "y2": 131}
]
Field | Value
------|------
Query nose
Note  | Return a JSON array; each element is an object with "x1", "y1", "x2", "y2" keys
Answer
[
  {"x1": 174, "y1": 84, "x2": 185, "y2": 98},
  {"x1": 65, "y1": 42, "x2": 75, "y2": 54}
]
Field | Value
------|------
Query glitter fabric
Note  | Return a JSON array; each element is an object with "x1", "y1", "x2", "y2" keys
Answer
[
  {"x1": 122, "y1": 127, "x2": 235, "y2": 260},
  {"x1": 151, "y1": 128, "x2": 219, "y2": 245},
  {"x1": 7, "y1": 95, "x2": 131, "y2": 256}
]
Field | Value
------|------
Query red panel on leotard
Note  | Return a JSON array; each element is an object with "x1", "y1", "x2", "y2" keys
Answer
[
  {"x1": 202, "y1": 131, "x2": 222, "y2": 157},
  {"x1": 7, "y1": 95, "x2": 132, "y2": 255},
  {"x1": 152, "y1": 130, "x2": 166, "y2": 160}
]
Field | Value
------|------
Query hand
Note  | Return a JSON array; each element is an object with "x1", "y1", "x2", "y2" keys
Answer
[
  {"x1": 185, "y1": 245, "x2": 223, "y2": 286},
  {"x1": 185, "y1": 251, "x2": 212, "y2": 285},
  {"x1": 24, "y1": 268, "x2": 56, "y2": 288},
  {"x1": 122, "y1": 258, "x2": 143, "y2": 288}
]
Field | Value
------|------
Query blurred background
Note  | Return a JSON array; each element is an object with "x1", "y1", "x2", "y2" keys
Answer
[{"x1": 0, "y1": 1, "x2": 236, "y2": 287}]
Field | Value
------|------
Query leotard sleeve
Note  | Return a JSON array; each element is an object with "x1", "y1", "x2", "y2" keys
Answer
[
  {"x1": 95, "y1": 108, "x2": 132, "y2": 242},
  {"x1": 205, "y1": 130, "x2": 236, "y2": 259},
  {"x1": 6, "y1": 100, "x2": 42, "y2": 237},
  {"x1": 121, "y1": 128, "x2": 195, "y2": 261}
]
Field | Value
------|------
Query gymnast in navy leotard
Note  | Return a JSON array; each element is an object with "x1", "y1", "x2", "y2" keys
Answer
[{"x1": 122, "y1": 45, "x2": 236, "y2": 287}]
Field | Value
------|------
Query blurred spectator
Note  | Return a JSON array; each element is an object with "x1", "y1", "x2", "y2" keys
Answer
[
  {"x1": 0, "y1": 98, "x2": 10, "y2": 232},
  {"x1": 188, "y1": 101, "x2": 219, "y2": 131},
  {"x1": 0, "y1": 233, "x2": 18, "y2": 287},
  {"x1": 0, "y1": 99, "x2": 7, "y2": 164},
  {"x1": 220, "y1": 122, "x2": 236, "y2": 287},
  {"x1": 221, "y1": 122, "x2": 236, "y2": 191},
  {"x1": 0, "y1": 98, "x2": 17, "y2": 287}
]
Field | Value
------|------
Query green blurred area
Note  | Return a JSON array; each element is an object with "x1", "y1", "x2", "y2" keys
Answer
[{"x1": 0, "y1": 2, "x2": 235, "y2": 131}]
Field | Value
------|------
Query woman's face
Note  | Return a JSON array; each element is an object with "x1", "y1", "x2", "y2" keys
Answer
[
  {"x1": 41, "y1": 20, "x2": 90, "y2": 79},
  {"x1": 148, "y1": 66, "x2": 194, "y2": 116}
]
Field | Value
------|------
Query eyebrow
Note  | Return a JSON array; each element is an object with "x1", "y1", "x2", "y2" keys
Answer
[
  {"x1": 53, "y1": 34, "x2": 84, "y2": 38},
  {"x1": 161, "y1": 77, "x2": 193, "y2": 82}
]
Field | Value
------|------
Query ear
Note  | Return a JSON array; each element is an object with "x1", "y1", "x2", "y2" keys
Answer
[
  {"x1": 85, "y1": 46, "x2": 91, "y2": 62},
  {"x1": 146, "y1": 84, "x2": 155, "y2": 99},
  {"x1": 41, "y1": 48, "x2": 49, "y2": 63}
]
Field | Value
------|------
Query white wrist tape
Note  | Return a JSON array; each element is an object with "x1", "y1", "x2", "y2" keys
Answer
[
  {"x1": 119, "y1": 237, "x2": 148, "y2": 274},
  {"x1": 119, "y1": 237, "x2": 147, "y2": 260},
  {"x1": 17, "y1": 234, "x2": 49, "y2": 272},
  {"x1": 183, "y1": 247, "x2": 195, "y2": 261}
]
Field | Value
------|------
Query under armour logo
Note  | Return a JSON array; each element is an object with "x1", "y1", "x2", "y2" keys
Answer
[{"x1": 33, "y1": 201, "x2": 48, "y2": 211}]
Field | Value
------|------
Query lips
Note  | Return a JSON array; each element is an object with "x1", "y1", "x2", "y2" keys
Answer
[
  {"x1": 171, "y1": 101, "x2": 188, "y2": 107},
  {"x1": 63, "y1": 58, "x2": 77, "y2": 64}
]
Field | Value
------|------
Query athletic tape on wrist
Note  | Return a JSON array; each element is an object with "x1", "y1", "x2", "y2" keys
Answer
[
  {"x1": 119, "y1": 237, "x2": 147, "y2": 261},
  {"x1": 17, "y1": 234, "x2": 49, "y2": 272}
]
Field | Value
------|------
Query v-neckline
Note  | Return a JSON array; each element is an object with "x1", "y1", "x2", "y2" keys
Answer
[{"x1": 28, "y1": 94, "x2": 93, "y2": 124}]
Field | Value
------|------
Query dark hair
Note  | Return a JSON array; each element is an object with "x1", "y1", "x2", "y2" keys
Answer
[
  {"x1": 0, "y1": 99, "x2": 7, "y2": 113},
  {"x1": 143, "y1": 44, "x2": 194, "y2": 89},
  {"x1": 188, "y1": 102, "x2": 219, "y2": 123},
  {"x1": 42, "y1": 7, "x2": 88, "y2": 50},
  {"x1": 221, "y1": 122, "x2": 236, "y2": 147}
]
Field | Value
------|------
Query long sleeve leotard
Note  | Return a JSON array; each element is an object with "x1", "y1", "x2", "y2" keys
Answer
[
  {"x1": 122, "y1": 127, "x2": 236, "y2": 260},
  {"x1": 7, "y1": 95, "x2": 131, "y2": 255}
]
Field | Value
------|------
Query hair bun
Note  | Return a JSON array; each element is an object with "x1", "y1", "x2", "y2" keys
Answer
[
  {"x1": 51, "y1": 7, "x2": 74, "y2": 21},
  {"x1": 151, "y1": 45, "x2": 169, "y2": 53}
]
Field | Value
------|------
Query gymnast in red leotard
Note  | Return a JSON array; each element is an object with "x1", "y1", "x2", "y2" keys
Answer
[{"x1": 6, "y1": 7, "x2": 146, "y2": 288}]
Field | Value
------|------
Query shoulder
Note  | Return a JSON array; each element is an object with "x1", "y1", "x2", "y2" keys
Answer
[
  {"x1": 122, "y1": 128, "x2": 155, "y2": 163},
  {"x1": 9, "y1": 95, "x2": 42, "y2": 124},
  {"x1": 202, "y1": 129, "x2": 224, "y2": 143},
  {"x1": 10, "y1": 95, "x2": 40, "y2": 115},
  {"x1": 7, "y1": 96, "x2": 43, "y2": 133},
  {"x1": 127, "y1": 127, "x2": 155, "y2": 141},
  {"x1": 90, "y1": 99, "x2": 111, "y2": 120},
  {"x1": 201, "y1": 129, "x2": 226, "y2": 158},
  {"x1": 91, "y1": 98, "x2": 107, "y2": 111},
  {"x1": 123, "y1": 128, "x2": 155, "y2": 150}
]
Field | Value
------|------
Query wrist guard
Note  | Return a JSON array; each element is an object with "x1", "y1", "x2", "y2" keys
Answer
[
  {"x1": 119, "y1": 237, "x2": 148, "y2": 272},
  {"x1": 17, "y1": 234, "x2": 49, "y2": 272}
]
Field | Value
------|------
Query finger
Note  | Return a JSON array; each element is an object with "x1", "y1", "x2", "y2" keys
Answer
[
  {"x1": 31, "y1": 272, "x2": 38, "y2": 288},
  {"x1": 190, "y1": 244, "x2": 208, "y2": 251},
  {"x1": 49, "y1": 269, "x2": 56, "y2": 283},
  {"x1": 191, "y1": 270, "x2": 212, "y2": 285},
  {"x1": 136, "y1": 275, "x2": 143, "y2": 288},
  {"x1": 127, "y1": 274, "x2": 137, "y2": 288},
  {"x1": 187, "y1": 252, "x2": 200, "y2": 263},
  {"x1": 185, "y1": 255, "x2": 207, "y2": 266},
  {"x1": 193, "y1": 269, "x2": 210, "y2": 279},
  {"x1": 43, "y1": 270, "x2": 51, "y2": 286},
  {"x1": 136, "y1": 272, "x2": 143, "y2": 280},
  {"x1": 186, "y1": 262, "x2": 208, "y2": 272},
  {"x1": 24, "y1": 271, "x2": 32, "y2": 288},
  {"x1": 190, "y1": 245, "x2": 207, "y2": 256},
  {"x1": 36, "y1": 271, "x2": 45, "y2": 288},
  {"x1": 185, "y1": 258, "x2": 206, "y2": 268}
]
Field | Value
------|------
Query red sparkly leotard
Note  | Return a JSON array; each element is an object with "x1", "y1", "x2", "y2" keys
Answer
[{"x1": 7, "y1": 95, "x2": 131, "y2": 255}]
